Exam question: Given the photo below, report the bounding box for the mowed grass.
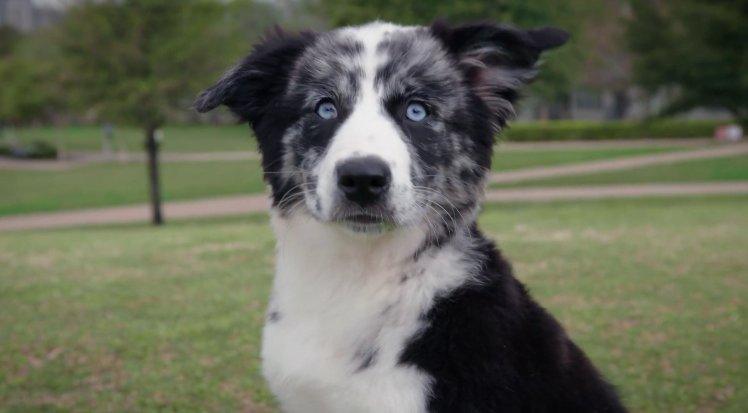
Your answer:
[491,145,693,171]
[11,124,697,156]
[12,125,257,153]
[493,154,748,188]
[0,161,266,216]
[2,145,691,217]
[1,196,747,413]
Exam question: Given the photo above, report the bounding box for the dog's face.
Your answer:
[196,21,567,236]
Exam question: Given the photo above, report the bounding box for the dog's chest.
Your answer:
[261,262,433,413]
[260,217,472,413]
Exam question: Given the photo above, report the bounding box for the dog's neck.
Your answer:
[268,209,480,323]
[269,209,480,281]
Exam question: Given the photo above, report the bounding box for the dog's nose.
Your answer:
[336,157,392,206]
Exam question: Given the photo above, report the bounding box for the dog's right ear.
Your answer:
[430,19,568,130]
[194,26,317,125]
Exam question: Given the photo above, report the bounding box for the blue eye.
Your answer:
[316,101,338,120]
[405,102,428,122]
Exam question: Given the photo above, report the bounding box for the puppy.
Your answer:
[196,19,629,413]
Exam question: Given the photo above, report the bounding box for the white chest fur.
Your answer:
[261,213,473,413]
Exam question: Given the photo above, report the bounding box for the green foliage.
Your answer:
[0,140,57,159]
[316,0,598,102]
[0,28,45,123]
[28,140,59,159]
[226,0,285,41]
[626,0,748,128]
[0,57,55,124]
[0,27,74,125]
[503,120,727,141]
[56,0,241,130]
[0,25,21,57]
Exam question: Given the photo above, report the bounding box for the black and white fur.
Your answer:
[196,20,629,413]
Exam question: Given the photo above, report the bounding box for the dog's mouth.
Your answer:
[345,214,384,225]
[334,212,396,234]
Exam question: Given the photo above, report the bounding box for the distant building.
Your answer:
[0,0,58,32]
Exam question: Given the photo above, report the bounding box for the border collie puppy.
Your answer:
[195,19,629,413]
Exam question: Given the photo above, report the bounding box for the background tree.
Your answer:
[0,25,22,134]
[0,27,64,149]
[228,0,285,37]
[56,0,243,225]
[315,0,598,113]
[0,25,21,57]
[581,0,632,119]
[626,0,748,128]
[0,58,49,126]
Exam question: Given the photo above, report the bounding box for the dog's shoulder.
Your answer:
[400,228,629,413]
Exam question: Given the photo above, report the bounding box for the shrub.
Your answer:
[501,120,728,142]
[0,140,57,159]
[29,140,58,159]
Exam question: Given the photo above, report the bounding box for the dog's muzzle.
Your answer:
[332,156,394,232]
[336,156,392,206]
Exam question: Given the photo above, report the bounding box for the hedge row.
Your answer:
[0,140,58,159]
[501,120,728,142]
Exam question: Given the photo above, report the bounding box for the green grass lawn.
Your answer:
[10,125,257,153]
[1,196,746,412]
[0,161,266,216]
[8,125,699,156]
[492,154,748,188]
[1,146,692,217]
[491,146,690,171]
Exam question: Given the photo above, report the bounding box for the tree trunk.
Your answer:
[538,106,549,121]
[739,118,748,137]
[559,94,573,120]
[611,90,631,120]
[55,115,66,160]
[145,127,163,226]
[728,108,748,136]
[56,125,66,160]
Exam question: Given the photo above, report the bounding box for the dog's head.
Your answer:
[196,20,567,236]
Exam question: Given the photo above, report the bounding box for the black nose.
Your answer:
[336,157,392,206]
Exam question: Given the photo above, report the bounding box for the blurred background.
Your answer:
[1,1,746,412]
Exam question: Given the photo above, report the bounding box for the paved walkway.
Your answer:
[0,195,270,232]
[2,182,747,233]
[0,151,262,171]
[490,143,748,184]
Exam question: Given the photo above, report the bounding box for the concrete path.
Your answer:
[0,151,262,171]
[0,195,270,232]
[2,182,747,233]
[490,143,748,184]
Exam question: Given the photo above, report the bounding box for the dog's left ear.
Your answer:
[430,20,568,129]
[194,26,318,126]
